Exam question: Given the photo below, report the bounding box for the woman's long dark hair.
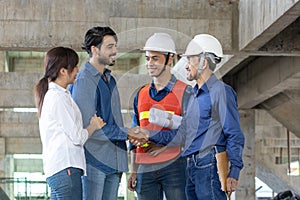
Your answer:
[34,47,79,117]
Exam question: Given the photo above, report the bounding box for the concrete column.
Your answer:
[0,138,6,196]
[4,155,14,199]
[0,138,5,177]
[0,51,5,72]
[235,109,256,200]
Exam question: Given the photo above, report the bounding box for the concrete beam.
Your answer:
[0,113,134,155]
[111,18,233,54]
[235,57,300,109]
[261,90,300,138]
[0,72,41,108]
[0,72,151,109]
[259,17,300,53]
[239,0,300,50]
[216,1,300,78]
[0,112,134,154]
[0,0,235,52]
[216,54,249,78]
[6,137,41,154]
[0,111,39,138]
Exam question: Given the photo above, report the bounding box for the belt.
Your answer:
[187,145,226,159]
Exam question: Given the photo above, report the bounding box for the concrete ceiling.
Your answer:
[219,3,300,138]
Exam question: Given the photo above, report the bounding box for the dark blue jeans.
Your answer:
[186,148,227,200]
[46,167,83,200]
[82,164,121,200]
[136,157,187,200]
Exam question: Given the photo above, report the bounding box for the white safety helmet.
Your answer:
[181,39,204,56]
[182,34,223,58]
[141,33,176,54]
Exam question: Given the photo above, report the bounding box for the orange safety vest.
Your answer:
[136,80,187,164]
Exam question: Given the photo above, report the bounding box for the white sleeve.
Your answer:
[53,93,88,146]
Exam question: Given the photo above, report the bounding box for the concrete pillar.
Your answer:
[0,138,6,197]
[235,109,256,200]
[0,138,5,177]
[0,51,5,72]
[4,155,14,200]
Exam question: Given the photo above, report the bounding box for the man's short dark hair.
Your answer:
[82,26,118,57]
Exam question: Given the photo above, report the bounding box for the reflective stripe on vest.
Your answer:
[136,80,187,164]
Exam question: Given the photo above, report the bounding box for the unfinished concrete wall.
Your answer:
[0,72,40,108]
[0,72,151,153]
[0,0,236,53]
[239,0,299,49]
[255,109,300,194]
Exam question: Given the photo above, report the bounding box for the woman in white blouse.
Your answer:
[34,47,105,200]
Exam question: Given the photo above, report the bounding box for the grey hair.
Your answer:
[204,53,222,71]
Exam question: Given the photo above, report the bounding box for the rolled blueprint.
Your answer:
[149,108,182,129]
[149,113,171,128]
[149,107,171,120]
[171,114,182,129]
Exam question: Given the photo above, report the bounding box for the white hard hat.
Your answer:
[141,33,176,54]
[181,39,204,56]
[182,34,223,57]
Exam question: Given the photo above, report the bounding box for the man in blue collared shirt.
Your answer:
[70,26,148,200]
[145,34,245,200]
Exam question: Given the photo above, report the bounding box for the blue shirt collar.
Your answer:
[193,74,218,96]
[84,61,112,82]
[150,74,177,92]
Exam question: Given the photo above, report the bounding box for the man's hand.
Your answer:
[144,143,167,156]
[127,172,137,191]
[128,126,149,146]
[226,177,238,197]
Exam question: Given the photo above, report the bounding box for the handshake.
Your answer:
[128,126,149,147]
[127,108,183,147]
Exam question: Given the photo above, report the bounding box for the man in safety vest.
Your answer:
[127,33,193,200]
[139,34,245,200]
